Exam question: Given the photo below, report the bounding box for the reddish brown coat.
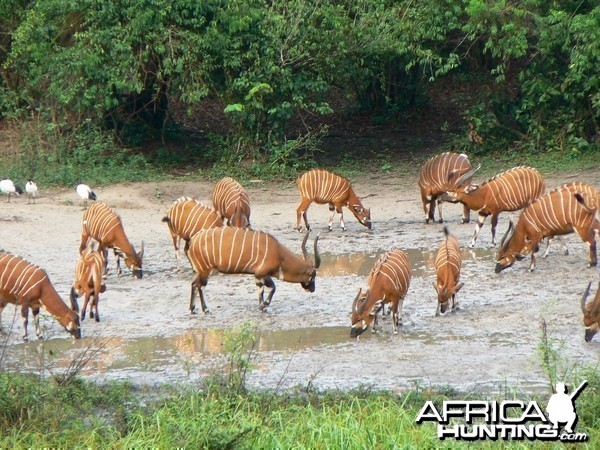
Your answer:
[296,169,371,231]
[70,244,106,322]
[187,228,320,313]
[496,185,600,272]
[212,177,251,228]
[351,249,411,337]
[581,281,600,342]
[0,252,80,340]
[433,227,463,315]
[162,196,223,271]
[446,166,545,247]
[80,201,143,278]
[418,152,473,224]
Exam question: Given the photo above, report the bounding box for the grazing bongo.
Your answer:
[162,197,223,271]
[187,228,320,313]
[580,281,600,342]
[496,187,600,273]
[70,243,107,322]
[542,183,599,258]
[212,177,251,228]
[0,252,80,340]
[296,169,371,232]
[418,152,474,224]
[433,227,463,315]
[80,201,144,278]
[444,166,545,247]
[350,249,412,337]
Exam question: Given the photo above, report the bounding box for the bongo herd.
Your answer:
[1,161,598,345]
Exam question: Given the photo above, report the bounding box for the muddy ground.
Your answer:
[0,170,599,394]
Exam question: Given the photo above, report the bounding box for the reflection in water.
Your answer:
[318,248,495,277]
[0,322,514,383]
[0,247,506,389]
[0,327,355,379]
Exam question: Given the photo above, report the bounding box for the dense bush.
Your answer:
[0,0,597,180]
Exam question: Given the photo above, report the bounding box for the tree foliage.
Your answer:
[0,0,598,169]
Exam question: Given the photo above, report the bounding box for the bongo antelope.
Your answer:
[212,177,251,228]
[70,243,107,322]
[496,188,600,273]
[0,252,80,340]
[187,228,320,313]
[542,183,599,258]
[433,227,463,315]
[296,169,371,231]
[351,249,412,337]
[418,152,474,224]
[580,281,600,342]
[162,196,223,271]
[79,201,144,278]
[444,166,545,247]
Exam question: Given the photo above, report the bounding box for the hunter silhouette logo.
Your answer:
[416,381,589,442]
[546,381,586,434]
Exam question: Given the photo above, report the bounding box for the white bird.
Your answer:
[25,180,38,204]
[76,183,97,209]
[0,179,23,203]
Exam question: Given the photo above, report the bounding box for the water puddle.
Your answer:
[0,327,350,376]
[0,245,553,392]
[147,246,497,280]
[318,247,495,277]
[1,322,520,383]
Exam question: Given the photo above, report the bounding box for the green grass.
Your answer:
[1,370,598,448]
[474,149,600,180]
[315,145,600,185]
[0,378,439,448]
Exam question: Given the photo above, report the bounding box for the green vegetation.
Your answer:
[7,122,157,186]
[473,149,600,181]
[2,368,598,448]
[0,1,598,185]
[0,324,598,448]
[0,371,430,448]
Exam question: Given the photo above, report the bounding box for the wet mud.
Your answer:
[0,173,598,393]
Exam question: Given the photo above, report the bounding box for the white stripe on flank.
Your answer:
[257,233,269,271]
[227,228,240,272]
[9,261,33,295]
[0,254,19,286]
[20,276,45,298]
[243,232,258,272]
[234,229,248,271]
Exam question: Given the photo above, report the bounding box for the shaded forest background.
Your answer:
[0,0,598,184]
